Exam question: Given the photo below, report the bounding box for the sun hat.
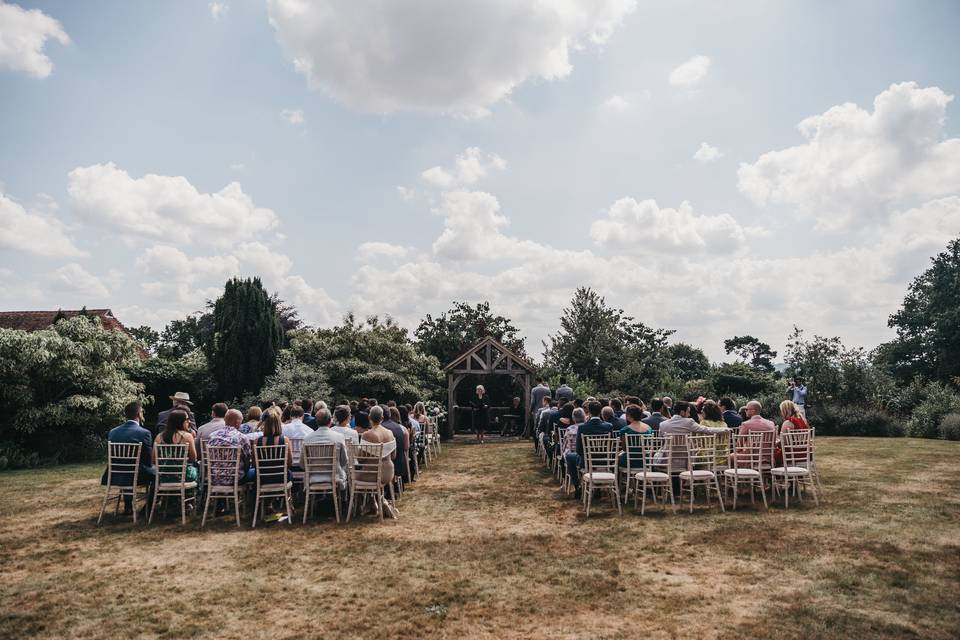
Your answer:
[169,391,193,405]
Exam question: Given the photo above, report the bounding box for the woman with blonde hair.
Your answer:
[775,400,810,465]
[470,384,490,445]
[254,407,293,469]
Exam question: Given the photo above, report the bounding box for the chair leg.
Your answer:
[585,484,592,517]
[714,477,725,512]
[97,488,111,525]
[252,491,260,528]
[641,480,648,516]
[303,488,311,525]
[333,489,341,523]
[285,490,294,523]
[202,490,212,527]
[614,484,622,516]
[378,491,385,523]
[346,489,355,523]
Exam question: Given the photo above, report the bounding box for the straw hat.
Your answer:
[169,391,193,405]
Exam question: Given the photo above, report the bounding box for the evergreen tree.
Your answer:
[207,278,283,400]
[723,335,778,373]
[51,309,67,324]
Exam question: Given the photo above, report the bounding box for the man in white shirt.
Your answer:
[282,405,313,440]
[197,403,228,442]
[331,405,359,446]
[304,408,349,488]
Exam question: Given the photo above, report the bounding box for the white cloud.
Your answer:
[589,198,757,252]
[602,95,632,112]
[0,190,84,257]
[0,1,69,78]
[208,2,227,20]
[267,0,637,116]
[357,241,411,261]
[396,185,416,201]
[421,147,506,188]
[600,90,650,112]
[669,54,711,88]
[693,142,722,163]
[737,81,960,229]
[280,108,304,125]
[46,263,109,298]
[67,162,279,247]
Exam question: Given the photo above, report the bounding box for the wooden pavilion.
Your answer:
[444,336,536,436]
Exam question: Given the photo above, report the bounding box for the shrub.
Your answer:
[939,413,960,441]
[905,382,960,438]
[809,405,904,437]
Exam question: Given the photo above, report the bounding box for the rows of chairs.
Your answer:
[98,417,444,527]
[540,428,820,517]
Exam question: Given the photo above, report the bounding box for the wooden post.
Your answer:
[522,373,532,438]
[447,372,456,435]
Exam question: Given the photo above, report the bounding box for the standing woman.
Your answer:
[470,384,491,445]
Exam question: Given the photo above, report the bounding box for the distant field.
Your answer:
[0,437,958,640]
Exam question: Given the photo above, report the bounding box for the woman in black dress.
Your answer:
[470,385,491,445]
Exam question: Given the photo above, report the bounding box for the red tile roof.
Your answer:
[0,309,148,356]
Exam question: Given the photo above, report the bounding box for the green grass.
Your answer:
[0,437,958,639]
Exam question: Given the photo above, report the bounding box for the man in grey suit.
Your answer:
[156,391,197,436]
[658,401,728,471]
[529,378,551,437]
[641,398,668,432]
[554,377,574,403]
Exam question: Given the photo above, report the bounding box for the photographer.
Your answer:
[786,377,808,419]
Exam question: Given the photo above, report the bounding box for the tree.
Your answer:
[544,287,673,391]
[157,314,207,359]
[415,301,526,367]
[723,335,778,373]
[207,278,284,400]
[0,317,144,463]
[269,292,304,347]
[131,352,217,423]
[52,308,67,324]
[882,237,960,385]
[288,314,443,403]
[667,343,710,381]
[255,350,331,403]
[128,325,160,354]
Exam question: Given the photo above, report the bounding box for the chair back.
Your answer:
[622,433,646,473]
[781,430,812,467]
[686,434,717,472]
[346,442,384,487]
[207,445,241,488]
[106,442,142,487]
[557,426,567,447]
[714,429,732,467]
[582,435,617,474]
[302,443,338,486]
[289,437,305,466]
[757,430,776,469]
[732,433,764,471]
[156,443,189,484]
[253,444,288,487]
[666,434,689,472]
[641,435,670,471]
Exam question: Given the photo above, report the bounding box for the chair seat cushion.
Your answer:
[352,481,383,489]
[679,470,715,479]
[634,471,669,480]
[157,481,198,490]
[583,471,616,481]
[259,481,293,491]
[723,468,761,477]
[771,466,809,475]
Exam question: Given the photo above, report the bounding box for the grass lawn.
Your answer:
[0,437,958,639]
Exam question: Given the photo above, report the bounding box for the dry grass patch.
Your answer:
[0,437,958,639]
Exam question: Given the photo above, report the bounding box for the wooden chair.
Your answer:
[201,445,243,528]
[198,439,210,502]
[554,427,568,482]
[426,417,441,456]
[678,434,725,513]
[302,443,341,524]
[289,436,306,489]
[251,444,294,527]
[619,433,645,504]
[98,442,147,525]
[723,433,768,510]
[634,435,675,515]
[346,442,386,523]
[771,430,819,508]
[757,429,777,490]
[149,443,197,525]
[581,435,622,517]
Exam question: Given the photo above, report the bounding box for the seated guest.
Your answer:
[555,377,574,402]
[618,404,651,467]
[153,409,198,482]
[661,396,674,417]
[572,400,614,496]
[738,406,749,421]
[349,400,360,427]
[775,400,810,464]
[642,398,668,432]
[105,401,156,514]
[240,406,262,434]
[332,405,360,445]
[602,405,626,429]
[399,405,420,479]
[355,407,370,431]
[538,398,560,453]
[282,405,313,440]
[302,399,317,429]
[562,407,586,487]
[633,400,650,418]
[382,406,409,484]
[610,398,625,419]
[281,404,293,424]
[658,400,729,471]
[208,409,253,483]
[360,406,397,498]
[304,408,348,490]
[719,397,742,429]
[157,391,197,436]
[739,401,776,435]
[255,408,293,471]
[197,403,228,442]
[699,400,726,429]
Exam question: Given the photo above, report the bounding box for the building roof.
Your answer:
[444,336,535,374]
[0,309,147,356]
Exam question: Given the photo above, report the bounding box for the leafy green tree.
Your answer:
[0,317,144,462]
[667,342,710,381]
[545,287,673,392]
[723,335,778,373]
[130,352,217,425]
[128,325,160,354]
[255,350,332,403]
[52,308,67,324]
[415,301,526,366]
[288,314,443,403]
[207,278,283,400]
[157,314,207,359]
[882,237,960,385]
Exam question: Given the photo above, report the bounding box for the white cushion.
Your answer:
[771,466,809,476]
[679,470,715,479]
[634,471,669,480]
[583,471,616,481]
[157,481,198,490]
[723,468,761,477]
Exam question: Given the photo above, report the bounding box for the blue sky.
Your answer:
[1,0,959,360]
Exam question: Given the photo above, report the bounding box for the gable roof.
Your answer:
[0,309,148,357]
[444,336,535,374]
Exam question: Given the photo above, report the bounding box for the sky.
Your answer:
[1,0,959,362]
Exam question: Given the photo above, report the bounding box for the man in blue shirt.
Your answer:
[641,398,668,432]
[719,397,743,428]
[787,377,808,418]
[104,401,156,515]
